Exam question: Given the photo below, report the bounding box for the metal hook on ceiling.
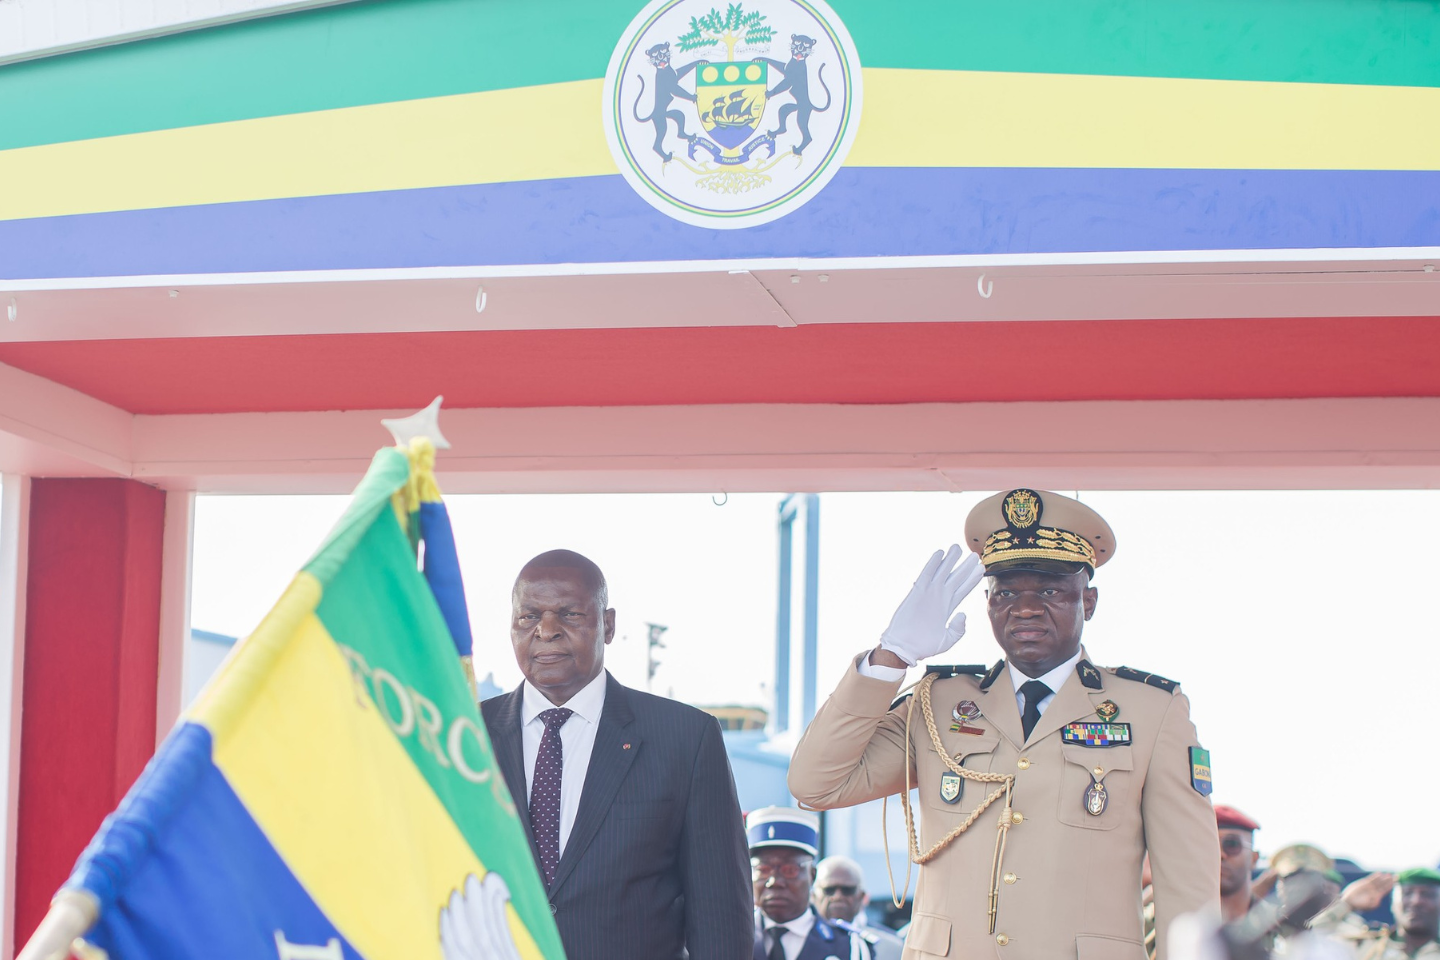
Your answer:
[712,492,729,506]
[475,285,488,314]
[977,274,994,299]
[6,298,15,322]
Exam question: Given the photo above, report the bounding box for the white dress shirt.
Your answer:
[1007,647,1082,718]
[760,907,816,960]
[521,670,606,856]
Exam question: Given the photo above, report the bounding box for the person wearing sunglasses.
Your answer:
[1216,805,1262,923]
[811,857,903,960]
[748,807,873,960]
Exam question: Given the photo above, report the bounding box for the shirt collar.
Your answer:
[522,670,607,726]
[761,905,817,940]
[1007,646,1084,697]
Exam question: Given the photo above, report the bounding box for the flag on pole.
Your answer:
[38,443,563,960]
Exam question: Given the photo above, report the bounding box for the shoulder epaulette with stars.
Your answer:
[1075,659,1104,689]
[977,659,1006,690]
[1111,666,1180,693]
[888,664,987,710]
[925,663,989,680]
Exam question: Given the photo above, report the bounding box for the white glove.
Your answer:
[878,546,985,666]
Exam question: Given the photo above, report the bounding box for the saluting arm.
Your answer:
[791,547,984,810]
[787,653,915,809]
[1143,690,1221,960]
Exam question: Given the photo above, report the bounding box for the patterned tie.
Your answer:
[1019,679,1051,740]
[766,926,788,960]
[530,707,573,887]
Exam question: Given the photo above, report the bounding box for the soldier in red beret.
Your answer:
[1215,805,1261,922]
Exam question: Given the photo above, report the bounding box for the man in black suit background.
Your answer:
[481,549,753,960]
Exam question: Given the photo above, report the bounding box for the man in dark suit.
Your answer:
[748,807,872,960]
[481,549,752,960]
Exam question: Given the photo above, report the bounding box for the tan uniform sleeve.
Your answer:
[787,654,915,809]
[1144,689,1221,960]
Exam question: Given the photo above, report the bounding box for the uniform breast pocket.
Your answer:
[920,736,999,812]
[1057,743,1135,830]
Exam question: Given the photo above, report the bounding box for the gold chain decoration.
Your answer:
[887,672,1017,934]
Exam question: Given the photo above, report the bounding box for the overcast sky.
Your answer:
[191,488,1440,871]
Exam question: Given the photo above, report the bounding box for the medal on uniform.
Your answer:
[1095,700,1119,721]
[1084,771,1108,816]
[950,700,985,735]
[939,771,963,804]
[1061,721,1131,746]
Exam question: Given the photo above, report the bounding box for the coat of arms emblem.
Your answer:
[603,0,862,228]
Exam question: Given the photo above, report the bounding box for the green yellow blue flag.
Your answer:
[55,443,564,960]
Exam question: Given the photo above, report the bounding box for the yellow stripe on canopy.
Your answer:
[2,69,1439,221]
[191,578,543,960]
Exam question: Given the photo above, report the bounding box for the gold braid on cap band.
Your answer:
[981,526,1095,567]
[882,673,1016,935]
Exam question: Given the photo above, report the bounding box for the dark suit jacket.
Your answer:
[482,673,752,960]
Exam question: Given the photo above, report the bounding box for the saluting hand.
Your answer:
[876,546,985,666]
[1341,872,1396,912]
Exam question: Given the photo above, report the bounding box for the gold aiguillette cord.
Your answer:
[883,673,1016,934]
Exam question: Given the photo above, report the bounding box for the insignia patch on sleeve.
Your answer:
[1190,746,1213,796]
[1061,722,1131,746]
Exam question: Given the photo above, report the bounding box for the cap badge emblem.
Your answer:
[1003,489,1043,529]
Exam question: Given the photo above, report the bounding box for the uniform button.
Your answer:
[1017,758,1030,770]
[1092,766,1104,778]
[1011,812,1024,824]
[1003,872,1018,884]
[549,903,557,915]
[996,934,1009,946]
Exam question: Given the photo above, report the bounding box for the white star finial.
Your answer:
[381,396,451,450]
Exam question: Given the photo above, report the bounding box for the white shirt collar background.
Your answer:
[760,905,816,960]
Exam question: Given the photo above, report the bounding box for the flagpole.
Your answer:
[381,398,476,702]
[16,888,100,960]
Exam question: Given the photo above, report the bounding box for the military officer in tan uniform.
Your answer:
[788,489,1220,960]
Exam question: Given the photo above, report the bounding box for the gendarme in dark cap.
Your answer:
[964,488,1115,578]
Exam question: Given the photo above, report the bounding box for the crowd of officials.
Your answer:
[489,489,1437,960]
[744,803,1440,960]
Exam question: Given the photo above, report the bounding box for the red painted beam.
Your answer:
[0,316,1436,415]
[14,480,164,953]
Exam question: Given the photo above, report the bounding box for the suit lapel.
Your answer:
[484,686,540,866]
[548,673,639,896]
[487,686,530,823]
[975,668,1024,750]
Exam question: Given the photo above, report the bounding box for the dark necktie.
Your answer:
[766,926,788,960]
[1019,679,1051,740]
[530,706,573,887]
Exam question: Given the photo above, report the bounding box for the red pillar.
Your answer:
[13,479,165,951]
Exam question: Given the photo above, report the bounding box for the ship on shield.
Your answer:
[691,61,776,168]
